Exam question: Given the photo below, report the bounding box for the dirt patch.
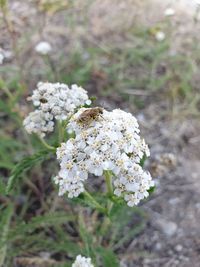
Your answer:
[124,104,200,267]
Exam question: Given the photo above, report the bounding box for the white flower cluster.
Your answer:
[55,108,154,207]
[164,8,175,17]
[23,82,91,137]
[155,31,165,42]
[35,41,52,55]
[72,255,94,267]
[23,110,54,138]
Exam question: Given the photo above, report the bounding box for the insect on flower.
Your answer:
[39,97,48,103]
[76,107,104,125]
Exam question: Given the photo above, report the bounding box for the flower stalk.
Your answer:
[104,171,113,197]
[39,136,56,151]
[104,171,114,216]
[58,121,65,143]
[84,190,106,214]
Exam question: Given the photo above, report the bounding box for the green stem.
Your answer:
[84,190,106,214]
[104,171,114,215]
[98,172,114,243]
[39,137,56,151]
[104,171,113,197]
[1,86,13,101]
[58,121,64,143]
[1,85,33,153]
[99,176,113,240]
[0,202,13,267]
[78,210,91,256]
[44,54,58,81]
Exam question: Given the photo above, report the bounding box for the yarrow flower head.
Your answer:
[35,41,52,55]
[23,110,54,138]
[155,31,165,42]
[164,8,175,17]
[72,255,94,267]
[23,82,91,137]
[55,107,154,207]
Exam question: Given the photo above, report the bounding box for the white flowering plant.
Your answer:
[72,255,94,267]
[5,81,154,266]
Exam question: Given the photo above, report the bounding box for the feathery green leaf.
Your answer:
[6,150,51,194]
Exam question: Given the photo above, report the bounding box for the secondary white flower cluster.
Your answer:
[72,255,94,267]
[23,110,54,137]
[55,108,154,206]
[164,8,175,17]
[155,31,165,42]
[23,82,91,137]
[35,41,52,55]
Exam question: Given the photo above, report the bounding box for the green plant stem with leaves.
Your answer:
[58,121,65,143]
[104,171,114,214]
[84,190,106,214]
[98,171,114,239]
[43,54,58,81]
[3,109,151,267]
[38,136,56,151]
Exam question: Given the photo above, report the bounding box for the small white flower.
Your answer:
[0,53,4,64]
[35,41,52,55]
[23,110,54,137]
[85,99,92,106]
[164,8,175,17]
[124,194,140,207]
[72,255,94,267]
[155,31,165,42]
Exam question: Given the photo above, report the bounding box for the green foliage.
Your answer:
[60,51,93,86]
[38,0,70,14]
[0,0,7,9]
[8,213,75,254]
[0,137,24,170]
[0,204,13,267]
[107,203,147,251]
[0,179,6,194]
[2,211,80,265]
[6,150,51,194]
[0,98,19,124]
[10,212,74,237]
[70,192,107,214]
[148,186,155,194]
[78,213,96,258]
[139,154,147,168]
[97,247,120,267]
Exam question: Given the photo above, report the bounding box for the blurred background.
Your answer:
[0,0,200,266]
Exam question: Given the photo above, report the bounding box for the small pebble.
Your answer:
[175,244,183,252]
